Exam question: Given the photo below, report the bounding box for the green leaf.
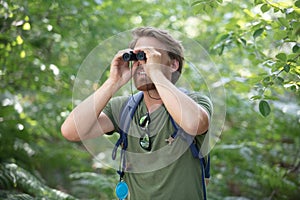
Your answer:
[259,100,271,117]
[254,0,264,5]
[191,0,207,6]
[273,29,287,40]
[284,64,290,72]
[275,53,287,61]
[203,3,215,13]
[218,44,225,55]
[263,95,278,100]
[261,4,271,13]
[250,95,262,100]
[277,17,290,27]
[295,0,300,8]
[262,76,271,86]
[263,76,270,82]
[275,76,284,84]
[220,33,230,41]
[274,7,280,12]
[292,44,300,53]
[253,28,264,39]
[237,37,247,46]
[215,33,230,44]
[192,3,209,14]
[291,85,297,91]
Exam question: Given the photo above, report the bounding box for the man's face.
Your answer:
[132,37,171,91]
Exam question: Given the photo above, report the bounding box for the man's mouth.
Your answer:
[138,71,146,75]
[136,66,146,76]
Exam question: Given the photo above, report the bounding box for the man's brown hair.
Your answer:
[129,27,184,83]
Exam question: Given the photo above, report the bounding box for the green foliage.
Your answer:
[1,0,299,199]
[191,0,223,14]
[0,163,77,199]
[209,89,300,199]
[69,172,117,199]
[0,191,35,200]
[198,0,300,102]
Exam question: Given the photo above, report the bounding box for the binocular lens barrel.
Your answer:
[136,51,146,60]
[122,53,131,62]
[122,51,146,61]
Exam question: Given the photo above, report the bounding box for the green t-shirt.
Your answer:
[103,91,212,200]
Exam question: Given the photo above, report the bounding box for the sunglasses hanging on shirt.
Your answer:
[139,113,151,150]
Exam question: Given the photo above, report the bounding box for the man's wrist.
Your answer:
[103,78,120,95]
[148,68,169,84]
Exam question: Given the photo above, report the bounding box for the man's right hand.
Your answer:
[109,49,135,88]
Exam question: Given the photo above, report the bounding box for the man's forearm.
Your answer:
[150,71,209,135]
[61,78,118,141]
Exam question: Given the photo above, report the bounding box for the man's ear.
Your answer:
[170,59,179,72]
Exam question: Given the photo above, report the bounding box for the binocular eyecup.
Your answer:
[122,51,146,62]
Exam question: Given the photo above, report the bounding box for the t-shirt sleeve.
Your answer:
[188,92,213,119]
[189,92,213,158]
[102,96,128,133]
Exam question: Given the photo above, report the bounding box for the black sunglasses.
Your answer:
[139,113,151,150]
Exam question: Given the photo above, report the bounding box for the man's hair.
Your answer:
[129,27,184,83]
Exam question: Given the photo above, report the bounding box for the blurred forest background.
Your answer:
[0,0,299,199]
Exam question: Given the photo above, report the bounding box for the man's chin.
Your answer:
[136,83,156,91]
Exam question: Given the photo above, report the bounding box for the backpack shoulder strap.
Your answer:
[112,92,144,160]
[189,141,210,179]
[119,92,144,138]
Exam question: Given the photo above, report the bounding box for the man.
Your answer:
[61,27,212,199]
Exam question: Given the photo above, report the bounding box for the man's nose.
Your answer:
[137,60,146,65]
[133,60,145,66]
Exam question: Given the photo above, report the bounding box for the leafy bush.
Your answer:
[1,0,299,199]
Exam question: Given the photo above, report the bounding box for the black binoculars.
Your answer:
[122,51,146,61]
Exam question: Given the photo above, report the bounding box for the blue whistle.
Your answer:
[115,181,128,199]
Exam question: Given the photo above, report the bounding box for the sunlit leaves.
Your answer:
[254,0,264,6]
[20,50,26,58]
[253,28,264,39]
[22,22,31,30]
[191,0,223,14]
[1,0,300,199]
[260,4,271,13]
[276,53,287,62]
[198,0,299,117]
[296,0,300,8]
[16,35,23,45]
